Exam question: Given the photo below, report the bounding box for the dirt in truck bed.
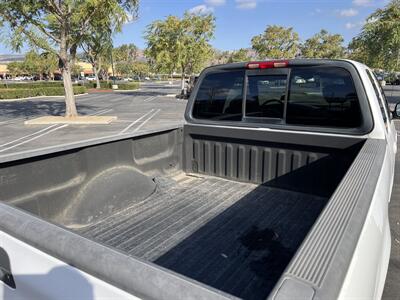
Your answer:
[76,173,327,299]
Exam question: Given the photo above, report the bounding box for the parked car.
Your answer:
[109,76,122,81]
[86,75,96,81]
[53,74,63,81]
[0,59,397,300]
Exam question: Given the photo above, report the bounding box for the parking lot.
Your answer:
[0,83,399,298]
[0,82,186,155]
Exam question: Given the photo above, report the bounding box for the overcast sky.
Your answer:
[0,0,389,54]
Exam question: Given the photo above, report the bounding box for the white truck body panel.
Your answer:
[0,231,139,300]
[336,61,396,300]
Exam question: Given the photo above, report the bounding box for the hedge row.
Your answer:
[0,82,64,89]
[116,82,140,90]
[83,81,140,90]
[1,81,140,91]
[83,81,113,89]
[0,86,87,99]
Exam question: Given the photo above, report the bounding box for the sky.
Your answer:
[0,0,390,54]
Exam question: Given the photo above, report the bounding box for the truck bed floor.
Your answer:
[76,173,327,300]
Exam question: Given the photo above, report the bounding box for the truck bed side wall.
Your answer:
[0,128,183,226]
[183,124,365,197]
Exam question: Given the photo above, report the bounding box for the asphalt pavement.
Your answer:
[0,82,186,155]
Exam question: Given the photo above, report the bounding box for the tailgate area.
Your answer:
[76,172,327,299]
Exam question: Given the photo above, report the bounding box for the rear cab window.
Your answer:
[190,62,370,134]
[245,74,287,120]
[286,67,361,128]
[192,71,244,121]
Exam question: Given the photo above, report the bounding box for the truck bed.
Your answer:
[76,173,326,299]
[0,127,363,300]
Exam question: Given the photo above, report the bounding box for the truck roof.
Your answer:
[205,58,365,71]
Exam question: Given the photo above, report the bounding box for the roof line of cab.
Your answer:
[206,58,360,71]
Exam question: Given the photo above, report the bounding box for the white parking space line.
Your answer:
[0,108,114,152]
[143,96,158,102]
[0,125,69,153]
[0,125,59,148]
[133,109,161,132]
[118,110,155,135]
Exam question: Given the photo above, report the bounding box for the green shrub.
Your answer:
[72,86,87,95]
[0,86,87,99]
[83,81,113,89]
[116,82,140,90]
[83,81,138,90]
[0,82,64,89]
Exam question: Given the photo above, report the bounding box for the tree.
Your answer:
[112,43,139,79]
[81,30,112,89]
[0,1,138,117]
[349,0,400,70]
[115,62,133,77]
[71,64,83,78]
[6,62,24,78]
[131,62,150,78]
[251,25,300,59]
[145,12,215,91]
[228,48,252,63]
[113,44,138,63]
[347,37,372,66]
[41,52,59,80]
[211,49,231,65]
[23,50,58,80]
[301,30,345,59]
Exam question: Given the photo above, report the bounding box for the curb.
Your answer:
[0,93,88,102]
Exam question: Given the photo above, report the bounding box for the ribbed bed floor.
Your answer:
[76,173,327,300]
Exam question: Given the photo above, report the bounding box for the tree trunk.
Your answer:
[94,66,101,89]
[180,72,185,95]
[60,22,78,118]
[62,66,78,117]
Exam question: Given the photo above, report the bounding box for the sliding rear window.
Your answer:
[192,66,362,129]
[286,67,361,128]
[192,71,244,121]
[246,75,287,119]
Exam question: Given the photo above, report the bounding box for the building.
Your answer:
[0,54,97,78]
[0,54,25,79]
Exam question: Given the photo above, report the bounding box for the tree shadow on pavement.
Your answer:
[114,88,176,97]
[0,100,98,119]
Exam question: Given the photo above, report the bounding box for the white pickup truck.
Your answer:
[0,59,398,300]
